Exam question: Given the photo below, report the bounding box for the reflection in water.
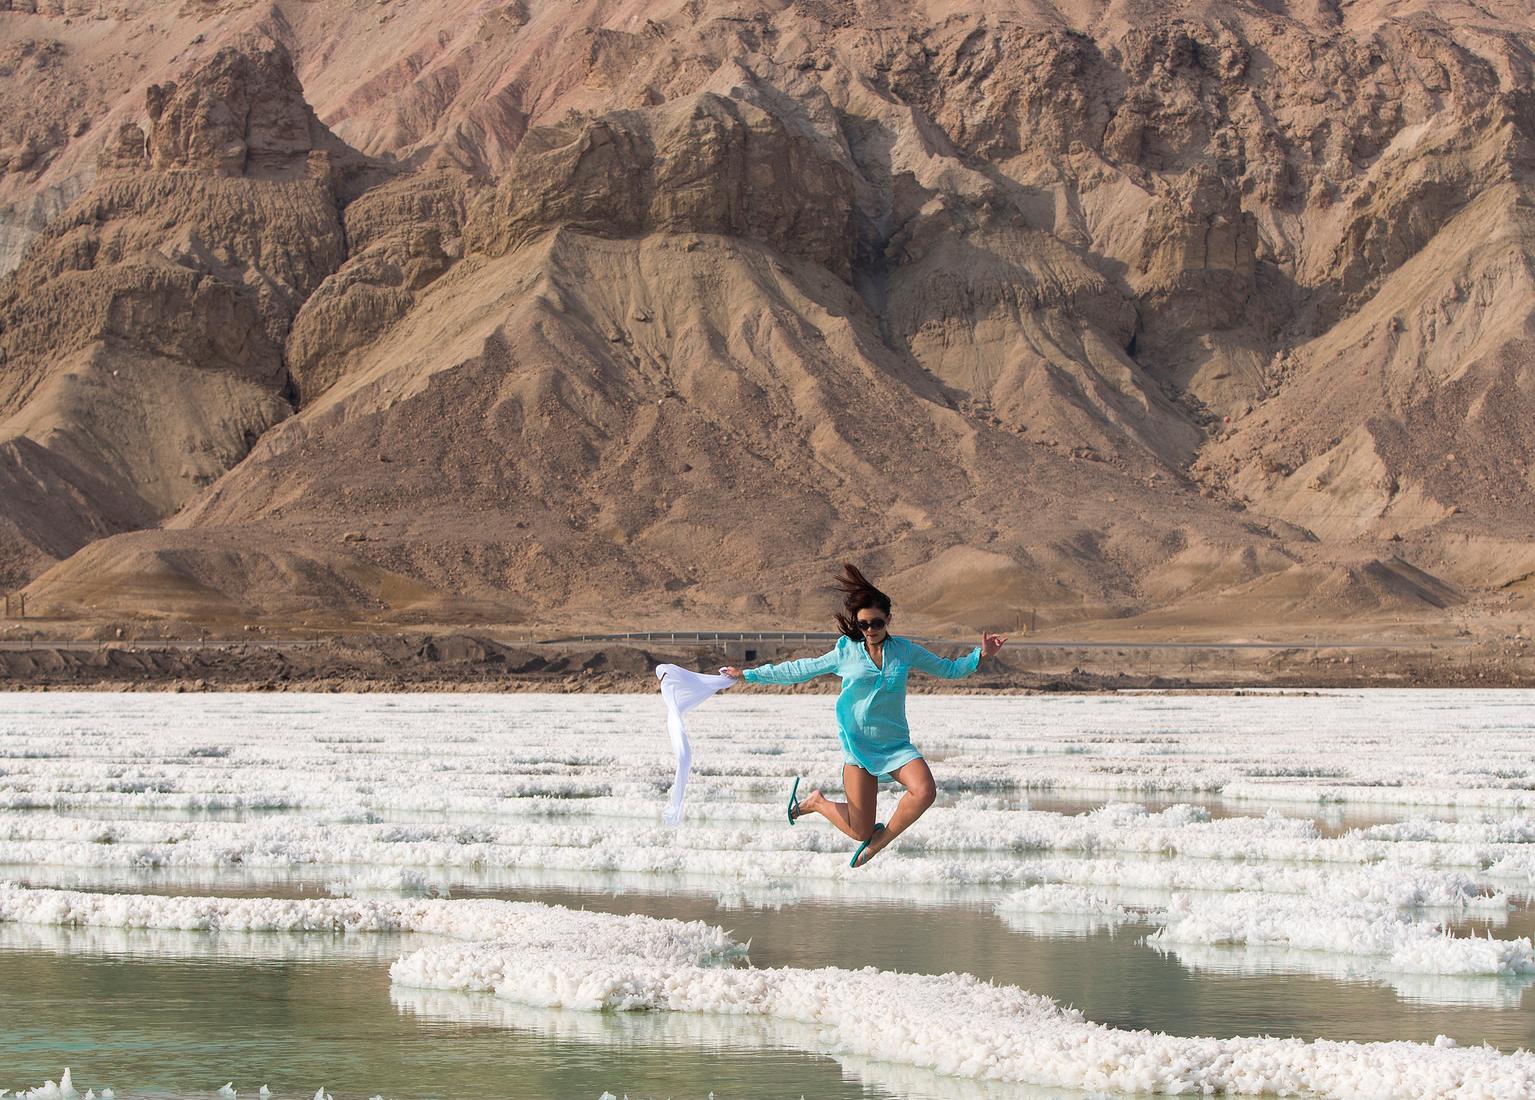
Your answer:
[1158,940,1535,1010]
[993,908,1134,939]
[0,920,420,965]
[390,986,1117,1100]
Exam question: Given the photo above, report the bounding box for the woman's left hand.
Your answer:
[981,633,1007,659]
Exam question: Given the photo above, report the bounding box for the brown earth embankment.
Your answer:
[1,633,1530,693]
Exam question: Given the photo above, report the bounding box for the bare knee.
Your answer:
[908,782,936,810]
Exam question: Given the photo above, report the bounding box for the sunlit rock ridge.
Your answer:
[0,0,1531,636]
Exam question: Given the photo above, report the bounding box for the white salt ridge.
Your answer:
[1472,850,1535,883]
[0,884,742,971]
[1357,816,1535,845]
[1222,782,1535,812]
[1161,941,1535,1009]
[20,855,1509,938]
[10,881,1503,992]
[994,885,1132,919]
[1013,859,1507,911]
[392,948,1535,1098]
[5,804,1528,878]
[1083,801,1211,826]
[390,987,1130,1100]
[991,886,1527,978]
[3,829,1510,926]
[0,789,754,823]
[0,804,1292,860]
[0,918,414,965]
[0,776,617,816]
[1148,895,1535,976]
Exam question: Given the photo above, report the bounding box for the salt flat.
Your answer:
[3,690,1535,1099]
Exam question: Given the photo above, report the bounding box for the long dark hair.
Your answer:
[832,563,892,641]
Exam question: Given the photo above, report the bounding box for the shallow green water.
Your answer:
[0,919,1063,1100]
[5,872,1534,1100]
[3,932,924,1100]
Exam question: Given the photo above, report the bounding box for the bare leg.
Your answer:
[796,765,880,842]
[852,757,935,866]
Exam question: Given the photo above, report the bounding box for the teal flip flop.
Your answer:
[787,776,801,826]
[850,823,886,868]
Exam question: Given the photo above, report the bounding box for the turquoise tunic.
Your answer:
[743,634,982,779]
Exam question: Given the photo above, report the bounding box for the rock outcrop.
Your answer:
[287,168,474,404]
[466,93,857,276]
[1,1,1533,637]
[0,40,369,589]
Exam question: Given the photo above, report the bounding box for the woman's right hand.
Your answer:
[721,666,743,678]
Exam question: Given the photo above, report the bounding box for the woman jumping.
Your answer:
[722,563,1006,867]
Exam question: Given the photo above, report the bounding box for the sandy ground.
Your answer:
[1,629,1531,692]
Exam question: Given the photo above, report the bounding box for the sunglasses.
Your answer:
[856,618,887,632]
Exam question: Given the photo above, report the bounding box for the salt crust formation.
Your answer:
[398,960,1535,1097]
[1,2,1535,633]
[1160,940,1535,1015]
[7,692,1535,1094]
[0,810,1528,904]
[10,1069,113,1100]
[3,882,1533,1098]
[1146,893,1534,977]
[10,807,1529,983]
[3,689,1534,809]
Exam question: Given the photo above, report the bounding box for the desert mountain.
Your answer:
[0,0,1532,637]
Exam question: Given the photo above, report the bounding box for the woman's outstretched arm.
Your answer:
[726,646,840,684]
[906,633,1006,679]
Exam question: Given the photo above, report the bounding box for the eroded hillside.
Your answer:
[1,0,1531,637]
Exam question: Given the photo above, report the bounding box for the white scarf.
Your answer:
[655,663,735,826]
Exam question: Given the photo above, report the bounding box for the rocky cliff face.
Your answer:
[0,40,368,589]
[1,1,1532,634]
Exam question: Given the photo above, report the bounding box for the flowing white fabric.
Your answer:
[656,664,735,826]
